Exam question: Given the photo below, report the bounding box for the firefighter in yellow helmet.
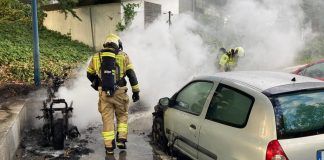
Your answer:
[218,47,244,72]
[86,34,140,155]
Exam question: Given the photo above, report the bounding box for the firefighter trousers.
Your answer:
[98,86,129,148]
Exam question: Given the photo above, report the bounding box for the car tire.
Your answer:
[52,118,65,150]
[152,116,168,152]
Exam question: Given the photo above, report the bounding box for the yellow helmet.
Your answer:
[103,34,121,49]
[235,47,245,57]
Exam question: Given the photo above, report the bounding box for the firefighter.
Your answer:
[217,47,227,69]
[218,47,244,72]
[86,34,140,155]
[219,47,227,54]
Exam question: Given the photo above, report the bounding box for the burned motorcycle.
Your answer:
[36,72,80,150]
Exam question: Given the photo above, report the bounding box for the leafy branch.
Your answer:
[116,3,140,32]
[56,0,82,21]
[0,0,82,26]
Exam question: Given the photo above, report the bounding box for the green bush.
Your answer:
[0,0,46,25]
[0,22,92,83]
[298,35,324,63]
[116,3,140,32]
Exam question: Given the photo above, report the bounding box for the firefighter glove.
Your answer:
[132,92,140,102]
[91,76,100,91]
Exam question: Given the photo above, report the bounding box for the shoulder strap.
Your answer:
[98,51,102,79]
[98,51,102,64]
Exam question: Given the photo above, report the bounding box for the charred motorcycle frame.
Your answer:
[36,72,80,150]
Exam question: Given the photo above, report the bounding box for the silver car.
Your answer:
[152,71,324,160]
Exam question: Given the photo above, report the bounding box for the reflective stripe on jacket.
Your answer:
[87,50,140,92]
[219,54,237,67]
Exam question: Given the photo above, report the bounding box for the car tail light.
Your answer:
[266,140,289,160]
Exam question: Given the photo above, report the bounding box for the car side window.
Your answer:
[303,62,324,78]
[205,84,254,128]
[175,81,214,115]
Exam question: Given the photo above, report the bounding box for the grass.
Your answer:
[0,22,92,84]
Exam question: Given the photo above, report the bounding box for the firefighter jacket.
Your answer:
[219,53,238,70]
[87,48,140,93]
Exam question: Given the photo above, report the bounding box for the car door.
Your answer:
[164,81,214,159]
[198,83,255,160]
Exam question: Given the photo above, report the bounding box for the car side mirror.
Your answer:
[159,97,170,107]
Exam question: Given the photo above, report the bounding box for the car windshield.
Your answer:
[272,90,324,139]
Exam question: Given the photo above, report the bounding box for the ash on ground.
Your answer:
[15,102,174,160]
[15,126,97,160]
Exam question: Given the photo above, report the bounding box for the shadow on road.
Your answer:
[105,150,127,160]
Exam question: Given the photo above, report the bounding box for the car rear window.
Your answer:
[272,90,324,139]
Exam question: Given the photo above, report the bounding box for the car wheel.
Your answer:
[152,116,168,152]
[52,118,65,150]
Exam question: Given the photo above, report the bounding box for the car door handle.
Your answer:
[190,124,196,130]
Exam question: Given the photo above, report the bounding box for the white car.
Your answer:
[152,71,324,160]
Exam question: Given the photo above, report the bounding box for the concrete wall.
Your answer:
[122,0,178,29]
[0,99,27,160]
[43,3,121,50]
[179,0,194,13]
[121,0,144,28]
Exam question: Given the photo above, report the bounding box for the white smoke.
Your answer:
[56,14,215,129]
[58,67,101,129]
[120,14,215,108]
[205,0,306,70]
[57,0,309,129]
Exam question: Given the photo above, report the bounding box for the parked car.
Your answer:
[152,71,324,160]
[293,59,324,81]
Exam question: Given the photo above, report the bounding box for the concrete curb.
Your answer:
[0,99,28,160]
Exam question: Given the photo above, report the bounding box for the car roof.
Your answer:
[196,71,323,92]
[312,58,324,64]
[295,58,324,71]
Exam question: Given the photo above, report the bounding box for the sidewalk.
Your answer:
[0,98,27,160]
[14,108,174,160]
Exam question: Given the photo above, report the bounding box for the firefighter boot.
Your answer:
[105,140,116,155]
[116,138,127,149]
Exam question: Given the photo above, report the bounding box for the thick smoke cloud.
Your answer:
[120,14,215,108]
[56,14,214,129]
[58,68,101,129]
[56,0,308,129]
[204,0,306,70]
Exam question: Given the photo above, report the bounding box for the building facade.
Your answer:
[43,0,173,50]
